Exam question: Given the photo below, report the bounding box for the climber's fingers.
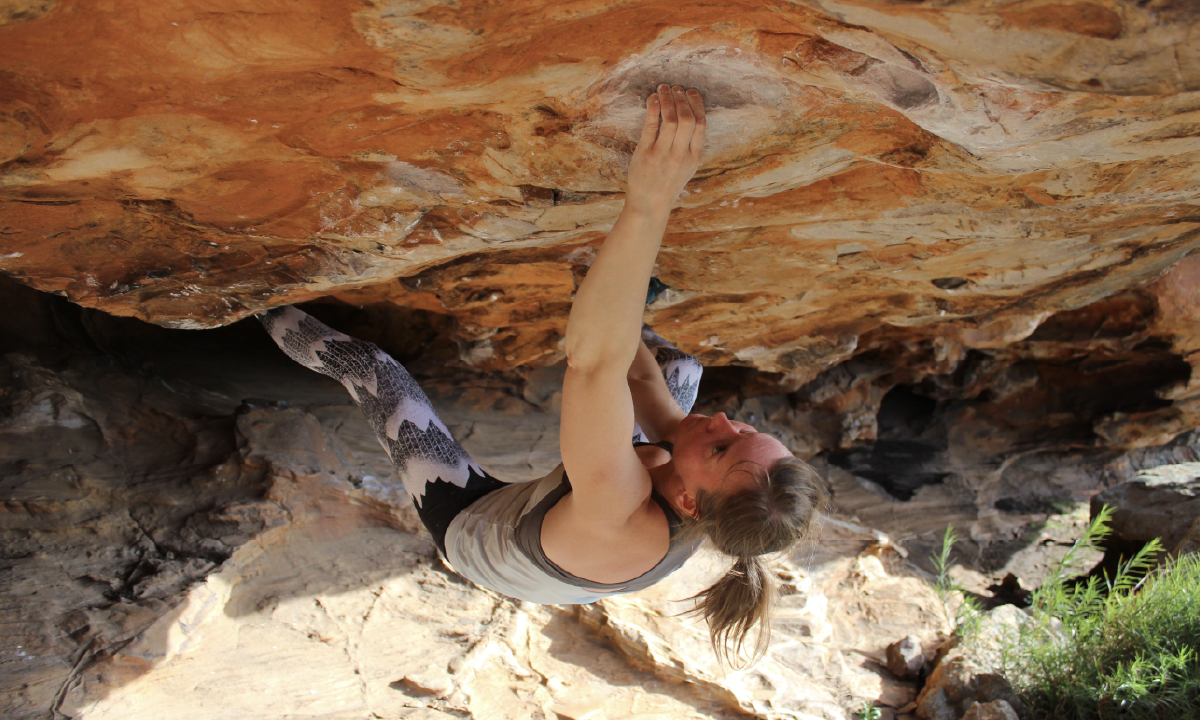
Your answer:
[625,85,705,206]
[686,89,706,161]
[671,86,695,157]
[636,92,661,154]
[656,84,678,151]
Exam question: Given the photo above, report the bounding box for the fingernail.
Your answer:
[658,84,669,91]
[687,89,698,96]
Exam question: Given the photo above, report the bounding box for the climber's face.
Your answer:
[668,412,793,518]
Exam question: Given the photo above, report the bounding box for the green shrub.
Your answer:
[997,506,1200,719]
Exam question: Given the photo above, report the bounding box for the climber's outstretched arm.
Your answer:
[558,85,705,526]
[563,84,704,377]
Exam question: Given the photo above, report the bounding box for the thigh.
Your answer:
[259,307,509,553]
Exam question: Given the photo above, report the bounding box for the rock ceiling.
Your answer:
[1,0,1199,443]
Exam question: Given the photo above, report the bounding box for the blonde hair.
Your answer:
[682,455,828,666]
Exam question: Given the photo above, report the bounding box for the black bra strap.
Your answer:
[633,440,674,454]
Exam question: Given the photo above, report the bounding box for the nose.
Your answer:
[707,412,736,434]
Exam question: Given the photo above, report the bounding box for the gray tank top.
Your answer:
[443,445,701,604]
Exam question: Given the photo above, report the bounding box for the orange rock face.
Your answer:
[1,0,1199,438]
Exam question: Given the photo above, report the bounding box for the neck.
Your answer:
[648,461,682,510]
[660,417,682,445]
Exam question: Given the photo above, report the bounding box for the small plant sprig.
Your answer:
[930,525,982,640]
[855,700,882,720]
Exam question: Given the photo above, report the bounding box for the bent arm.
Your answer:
[628,340,686,443]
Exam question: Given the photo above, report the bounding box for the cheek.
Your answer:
[679,452,711,486]
[674,451,699,479]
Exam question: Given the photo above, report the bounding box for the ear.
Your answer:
[674,485,699,519]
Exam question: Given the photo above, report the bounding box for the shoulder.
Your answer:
[540,490,670,585]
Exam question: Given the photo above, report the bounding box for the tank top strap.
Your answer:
[632,439,674,453]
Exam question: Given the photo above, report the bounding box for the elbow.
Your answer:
[565,342,602,374]
[566,337,632,378]
[564,320,608,373]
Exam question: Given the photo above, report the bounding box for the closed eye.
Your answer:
[712,444,728,456]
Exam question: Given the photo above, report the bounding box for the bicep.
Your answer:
[559,364,651,524]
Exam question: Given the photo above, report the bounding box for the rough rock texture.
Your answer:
[1,280,952,720]
[1,0,1199,380]
[3,2,1200,552]
[3,3,1200,718]
[1091,461,1200,553]
[915,606,1028,720]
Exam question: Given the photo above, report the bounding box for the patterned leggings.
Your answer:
[258,307,702,553]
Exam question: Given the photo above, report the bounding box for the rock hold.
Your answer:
[886,635,926,681]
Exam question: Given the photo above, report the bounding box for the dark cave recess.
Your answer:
[828,386,949,501]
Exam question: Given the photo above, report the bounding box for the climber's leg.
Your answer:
[632,324,704,442]
[257,306,506,553]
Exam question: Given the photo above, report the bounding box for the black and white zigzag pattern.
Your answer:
[658,347,702,414]
[258,307,482,505]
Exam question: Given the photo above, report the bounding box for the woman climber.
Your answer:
[258,84,827,664]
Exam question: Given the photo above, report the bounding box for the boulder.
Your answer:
[961,699,1020,720]
[915,606,1027,720]
[1091,463,1200,553]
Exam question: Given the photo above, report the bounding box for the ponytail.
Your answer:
[688,554,775,666]
[682,455,827,667]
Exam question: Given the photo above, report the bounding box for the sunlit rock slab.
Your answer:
[60,402,943,720]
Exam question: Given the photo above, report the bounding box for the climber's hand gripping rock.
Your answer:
[627,84,707,213]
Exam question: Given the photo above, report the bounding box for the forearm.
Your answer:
[564,202,670,371]
[627,340,686,441]
[564,83,704,374]
[626,337,662,382]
